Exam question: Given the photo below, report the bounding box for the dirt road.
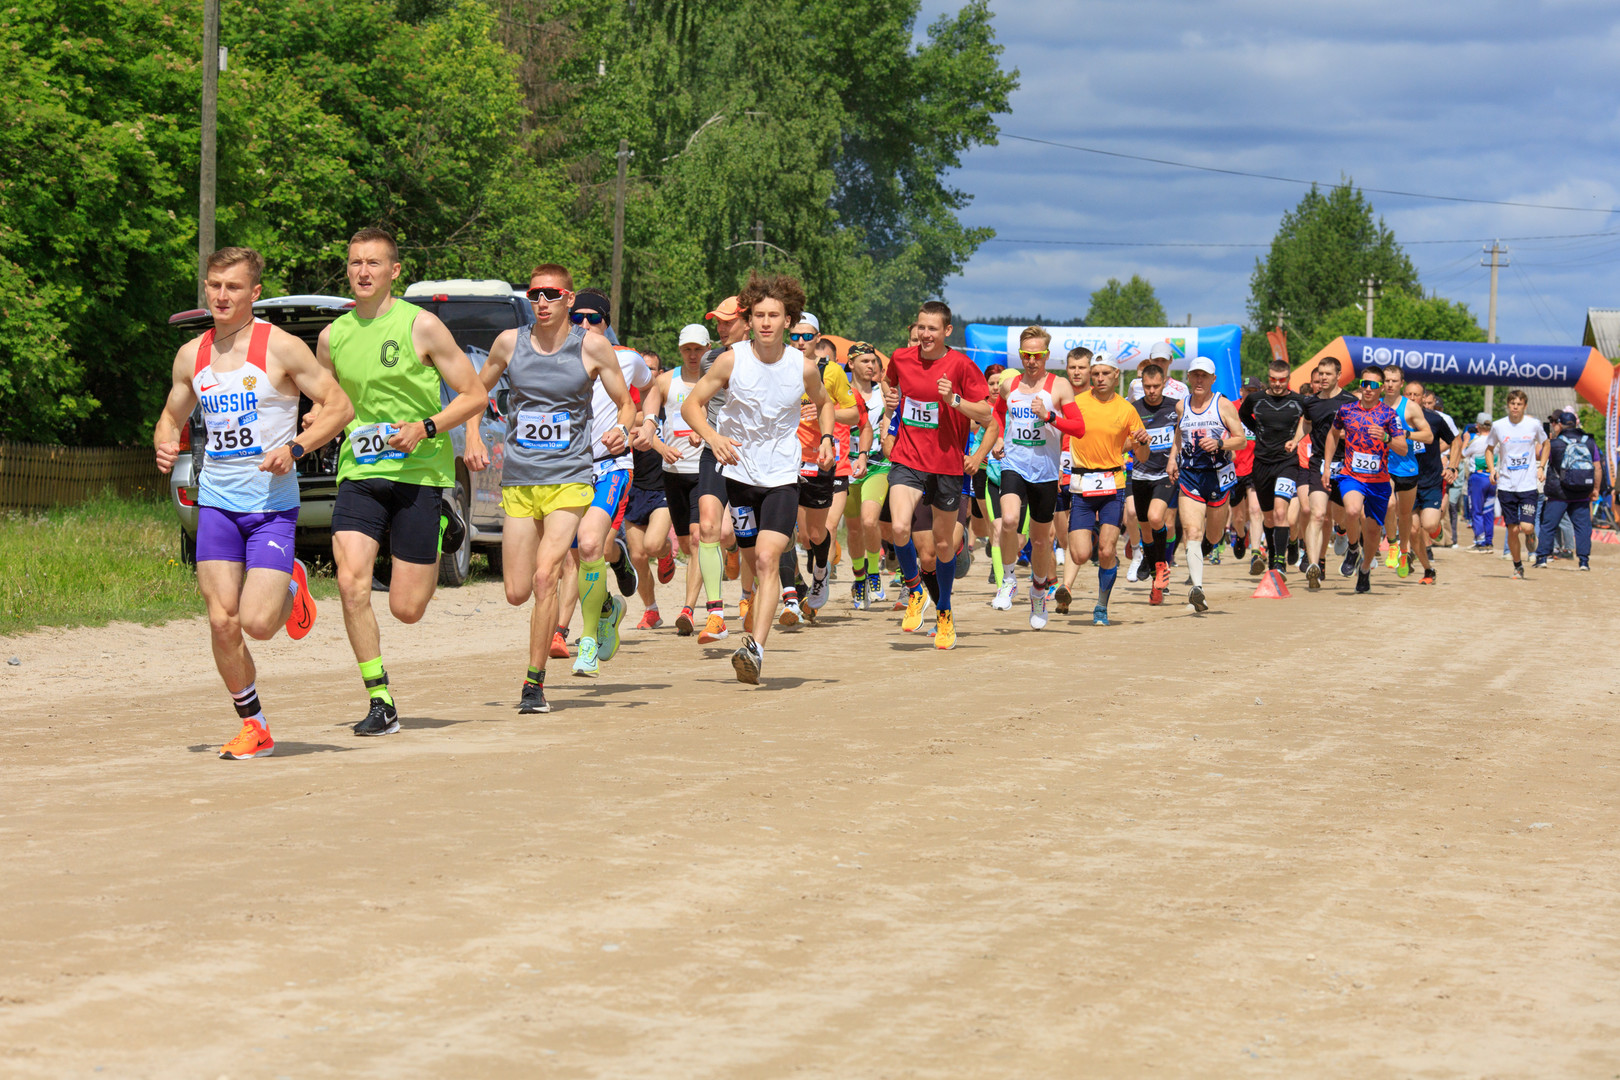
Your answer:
[2,547,1616,1078]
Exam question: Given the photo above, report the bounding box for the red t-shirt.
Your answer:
[884,346,989,475]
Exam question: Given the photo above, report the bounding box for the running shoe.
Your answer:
[518,681,549,714]
[731,634,763,684]
[1249,550,1266,577]
[1355,569,1371,594]
[1287,540,1299,568]
[901,588,931,632]
[1029,586,1048,630]
[1207,545,1222,565]
[599,596,627,661]
[286,558,316,640]
[724,546,740,580]
[549,630,570,659]
[1420,567,1436,585]
[1512,564,1525,580]
[1055,547,1065,566]
[1232,533,1247,559]
[1396,551,1410,578]
[867,572,886,603]
[1332,531,1348,557]
[934,610,956,650]
[1151,562,1169,606]
[609,541,639,597]
[439,495,467,554]
[955,548,973,579]
[987,563,998,585]
[807,569,830,611]
[1339,546,1360,578]
[851,578,867,611]
[1384,543,1399,569]
[676,607,695,636]
[1126,547,1144,583]
[657,553,676,584]
[738,594,752,628]
[992,581,1014,610]
[635,608,663,630]
[779,598,803,627]
[1092,604,1109,627]
[1188,585,1207,613]
[1579,559,1590,571]
[697,612,728,643]
[571,637,600,677]
[1053,586,1071,615]
[219,720,274,759]
[1306,563,1322,591]
[1533,557,1549,570]
[353,698,399,736]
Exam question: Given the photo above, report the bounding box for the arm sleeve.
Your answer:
[1046,400,1086,439]
[1237,395,1256,428]
[993,395,1009,422]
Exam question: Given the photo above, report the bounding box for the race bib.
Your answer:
[1216,462,1237,490]
[514,409,570,451]
[592,456,624,482]
[800,460,824,478]
[1506,452,1530,472]
[1060,450,1073,477]
[203,412,262,460]
[1010,418,1045,447]
[1146,426,1173,451]
[729,504,758,538]
[1074,470,1118,494]
[1330,460,1344,477]
[1350,450,1381,475]
[1274,476,1298,499]
[902,397,940,429]
[349,422,406,465]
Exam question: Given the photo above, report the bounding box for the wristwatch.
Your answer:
[422,417,439,439]
[289,441,306,461]
[821,434,835,445]
[951,393,963,409]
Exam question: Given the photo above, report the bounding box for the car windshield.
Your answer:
[414,300,522,354]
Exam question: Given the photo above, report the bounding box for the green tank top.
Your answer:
[330,299,454,487]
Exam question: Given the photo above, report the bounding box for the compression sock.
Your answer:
[921,568,940,604]
[578,558,608,641]
[991,534,1005,587]
[698,541,724,605]
[1188,545,1205,589]
[525,665,543,689]
[1165,535,1180,565]
[896,539,921,591]
[1152,527,1168,568]
[358,657,394,707]
[936,556,956,611]
[230,683,265,726]
[809,535,831,580]
[1098,565,1118,608]
[780,549,799,593]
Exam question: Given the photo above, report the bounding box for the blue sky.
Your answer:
[919,0,1620,345]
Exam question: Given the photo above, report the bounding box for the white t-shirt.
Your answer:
[1128,376,1189,402]
[589,346,652,477]
[1487,416,1546,493]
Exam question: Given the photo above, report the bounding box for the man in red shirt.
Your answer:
[881,301,992,649]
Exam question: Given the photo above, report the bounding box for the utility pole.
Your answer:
[1482,242,1508,414]
[753,220,764,262]
[610,139,629,331]
[1364,277,1381,338]
[197,0,221,305]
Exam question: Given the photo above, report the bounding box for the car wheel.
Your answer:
[179,527,197,567]
[438,474,472,588]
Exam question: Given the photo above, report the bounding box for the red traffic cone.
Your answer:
[1251,569,1291,598]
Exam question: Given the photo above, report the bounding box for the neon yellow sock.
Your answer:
[579,558,608,641]
[358,656,393,706]
[698,541,724,603]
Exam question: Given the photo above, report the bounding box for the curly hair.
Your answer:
[736,272,806,327]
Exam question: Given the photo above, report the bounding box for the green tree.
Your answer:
[1085,275,1167,327]
[1306,290,1488,421]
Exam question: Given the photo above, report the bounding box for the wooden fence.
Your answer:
[0,442,168,510]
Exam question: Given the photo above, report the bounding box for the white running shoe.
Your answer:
[1332,533,1348,557]
[779,598,803,627]
[1126,547,1144,583]
[807,570,830,611]
[1029,585,1048,630]
[1055,546,1065,566]
[992,581,1014,610]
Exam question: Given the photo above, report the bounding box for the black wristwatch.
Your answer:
[821,433,835,445]
[288,441,307,461]
[422,417,439,439]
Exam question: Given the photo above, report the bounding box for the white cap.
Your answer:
[1090,352,1119,370]
[678,323,710,347]
[1186,357,1216,376]
[800,312,821,333]
[1148,341,1176,361]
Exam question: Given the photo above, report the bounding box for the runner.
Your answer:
[318,228,489,736]
[692,296,751,644]
[990,326,1079,628]
[844,342,891,609]
[1378,364,1434,578]
[1056,353,1137,626]
[1173,357,1248,612]
[793,331,868,622]
[1322,367,1407,594]
[153,246,354,758]
[636,324,711,634]
[1236,359,1307,576]
[1300,356,1356,588]
[1055,347,1092,596]
[881,301,993,649]
[1403,379,1459,584]
[1230,379,1264,574]
[624,351,677,629]
[1485,388,1548,579]
[1130,362,1180,605]
[680,273,835,683]
[1127,342,1191,402]
[464,266,634,713]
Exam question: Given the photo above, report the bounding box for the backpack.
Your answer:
[1558,433,1595,492]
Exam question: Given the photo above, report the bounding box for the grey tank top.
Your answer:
[700,345,730,426]
[502,324,595,487]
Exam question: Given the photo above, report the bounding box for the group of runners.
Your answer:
[155,234,1567,757]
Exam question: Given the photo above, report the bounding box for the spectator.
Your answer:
[1463,411,1495,550]
[1536,409,1598,570]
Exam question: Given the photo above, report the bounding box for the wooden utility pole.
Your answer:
[610,138,629,330]
[1482,242,1508,415]
[197,0,221,305]
[1364,277,1381,338]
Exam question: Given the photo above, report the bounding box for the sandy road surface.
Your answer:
[2,546,1617,1078]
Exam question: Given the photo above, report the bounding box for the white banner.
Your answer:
[1006,326,1199,372]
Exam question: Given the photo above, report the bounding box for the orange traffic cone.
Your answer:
[1251,569,1291,598]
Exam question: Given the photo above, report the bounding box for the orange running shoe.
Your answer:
[738,592,752,629]
[657,553,676,584]
[285,559,316,640]
[219,720,274,759]
[724,547,740,580]
[698,612,729,643]
[675,606,695,636]
[635,608,663,630]
[549,630,570,659]
[1150,561,1168,606]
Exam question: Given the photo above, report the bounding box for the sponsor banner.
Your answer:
[1345,336,1592,387]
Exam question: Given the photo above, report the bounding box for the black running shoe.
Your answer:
[353,698,400,736]
[440,496,467,554]
[1287,540,1299,567]
[608,538,638,597]
[1340,545,1360,578]
[518,681,549,714]
[1232,533,1247,559]
[1355,569,1371,594]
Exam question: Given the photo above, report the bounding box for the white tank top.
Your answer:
[661,370,703,476]
[190,320,299,513]
[718,340,806,488]
[1002,374,1062,483]
[1178,392,1229,472]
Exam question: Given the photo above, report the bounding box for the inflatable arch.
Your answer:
[965,324,1245,400]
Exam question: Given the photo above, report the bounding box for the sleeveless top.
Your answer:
[330,298,454,488]
[1002,374,1062,483]
[502,324,593,488]
[192,320,299,513]
[857,383,889,471]
[1132,395,1180,481]
[661,369,703,476]
[1178,392,1230,472]
[1387,398,1419,477]
[718,340,807,488]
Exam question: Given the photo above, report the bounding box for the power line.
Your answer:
[1000,133,1620,215]
[985,229,1620,250]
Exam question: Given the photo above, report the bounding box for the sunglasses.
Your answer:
[526,286,568,303]
[570,311,606,325]
[1019,349,1050,359]
[788,332,816,342]
[1359,379,1383,389]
